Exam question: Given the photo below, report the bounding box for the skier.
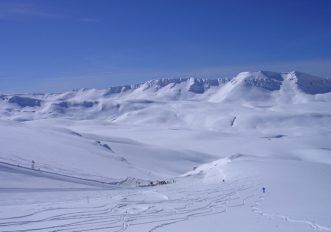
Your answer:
[222,179,225,183]
[31,160,35,170]
[262,187,266,193]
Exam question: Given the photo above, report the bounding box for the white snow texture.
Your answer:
[0,71,331,231]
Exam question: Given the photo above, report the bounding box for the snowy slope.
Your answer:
[0,120,215,183]
[0,71,331,231]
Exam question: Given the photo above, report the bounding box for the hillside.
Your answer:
[0,71,331,231]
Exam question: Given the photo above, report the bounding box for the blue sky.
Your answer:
[1,0,331,93]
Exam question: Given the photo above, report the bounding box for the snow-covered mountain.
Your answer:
[1,71,331,232]
[1,71,330,122]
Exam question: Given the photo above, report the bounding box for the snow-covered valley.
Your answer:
[1,71,331,231]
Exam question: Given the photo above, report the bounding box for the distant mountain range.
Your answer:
[1,71,331,121]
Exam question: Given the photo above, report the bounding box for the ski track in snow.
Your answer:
[251,195,331,231]
[0,178,259,232]
[1,175,329,231]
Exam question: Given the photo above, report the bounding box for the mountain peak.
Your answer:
[1,71,331,116]
[105,77,228,96]
[284,71,331,94]
[230,70,283,91]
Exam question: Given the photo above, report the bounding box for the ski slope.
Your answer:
[0,71,331,231]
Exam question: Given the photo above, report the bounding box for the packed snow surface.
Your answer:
[0,71,331,231]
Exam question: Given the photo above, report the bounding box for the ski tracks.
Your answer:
[0,179,258,232]
[251,195,331,231]
[4,177,328,232]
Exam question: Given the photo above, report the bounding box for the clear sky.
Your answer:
[1,0,331,93]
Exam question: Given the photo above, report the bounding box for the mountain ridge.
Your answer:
[1,71,331,121]
[4,70,331,96]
